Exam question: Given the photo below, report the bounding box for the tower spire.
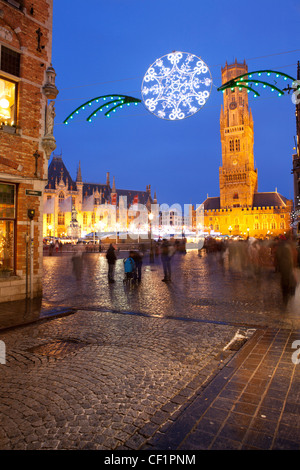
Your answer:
[76,161,82,182]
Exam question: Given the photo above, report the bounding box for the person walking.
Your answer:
[132,249,143,282]
[161,238,172,282]
[275,237,298,306]
[106,243,117,283]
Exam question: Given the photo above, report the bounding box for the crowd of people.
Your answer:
[105,237,187,284]
[70,232,299,308]
[203,234,300,306]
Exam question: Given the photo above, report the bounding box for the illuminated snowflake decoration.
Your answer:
[141,51,212,121]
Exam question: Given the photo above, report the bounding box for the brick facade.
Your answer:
[0,0,57,302]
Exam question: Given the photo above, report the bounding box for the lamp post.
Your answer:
[228,226,232,237]
[148,212,154,263]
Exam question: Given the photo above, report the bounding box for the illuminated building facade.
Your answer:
[43,155,156,238]
[0,0,57,302]
[203,60,292,238]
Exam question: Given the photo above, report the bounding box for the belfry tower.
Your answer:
[219,60,258,208]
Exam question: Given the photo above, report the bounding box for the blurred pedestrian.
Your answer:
[106,243,117,283]
[275,238,298,306]
[161,239,172,282]
[132,249,143,282]
[71,248,82,280]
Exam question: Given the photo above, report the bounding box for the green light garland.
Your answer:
[217,69,299,97]
[64,94,141,124]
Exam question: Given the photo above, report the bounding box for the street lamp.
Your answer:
[228,225,232,236]
[148,212,154,263]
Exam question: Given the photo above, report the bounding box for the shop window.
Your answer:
[0,77,17,126]
[0,183,16,276]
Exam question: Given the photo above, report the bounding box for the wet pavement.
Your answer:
[0,248,299,451]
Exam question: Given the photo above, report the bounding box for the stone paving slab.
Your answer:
[138,327,300,450]
[1,251,300,451]
[0,309,239,450]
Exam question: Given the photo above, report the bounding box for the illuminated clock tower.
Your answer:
[219,60,258,208]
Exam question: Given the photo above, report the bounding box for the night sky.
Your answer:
[51,0,300,208]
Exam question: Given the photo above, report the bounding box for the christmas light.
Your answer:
[63,95,141,124]
[141,51,212,120]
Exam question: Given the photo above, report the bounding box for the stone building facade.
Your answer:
[0,0,57,302]
[43,155,156,238]
[203,60,292,238]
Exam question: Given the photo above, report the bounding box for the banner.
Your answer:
[44,197,55,213]
[59,196,72,213]
[82,194,94,211]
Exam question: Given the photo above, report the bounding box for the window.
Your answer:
[229,139,234,152]
[58,191,64,203]
[1,46,20,77]
[3,1,24,11]
[0,77,17,125]
[0,183,16,275]
[83,213,87,225]
[233,193,239,199]
[58,212,64,225]
[235,139,240,151]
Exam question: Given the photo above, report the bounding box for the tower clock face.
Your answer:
[232,159,238,166]
[229,101,237,110]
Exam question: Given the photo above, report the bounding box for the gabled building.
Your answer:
[202,60,292,238]
[43,155,156,238]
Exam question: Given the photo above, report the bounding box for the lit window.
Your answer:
[0,77,16,126]
[0,183,16,275]
[58,212,64,225]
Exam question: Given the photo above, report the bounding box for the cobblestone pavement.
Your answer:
[0,250,299,450]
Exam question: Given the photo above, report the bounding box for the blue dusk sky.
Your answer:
[51,0,300,208]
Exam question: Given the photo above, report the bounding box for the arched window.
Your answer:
[235,139,240,151]
[229,140,234,152]
[58,191,64,203]
[58,212,64,225]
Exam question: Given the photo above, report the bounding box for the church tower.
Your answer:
[219,60,258,208]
